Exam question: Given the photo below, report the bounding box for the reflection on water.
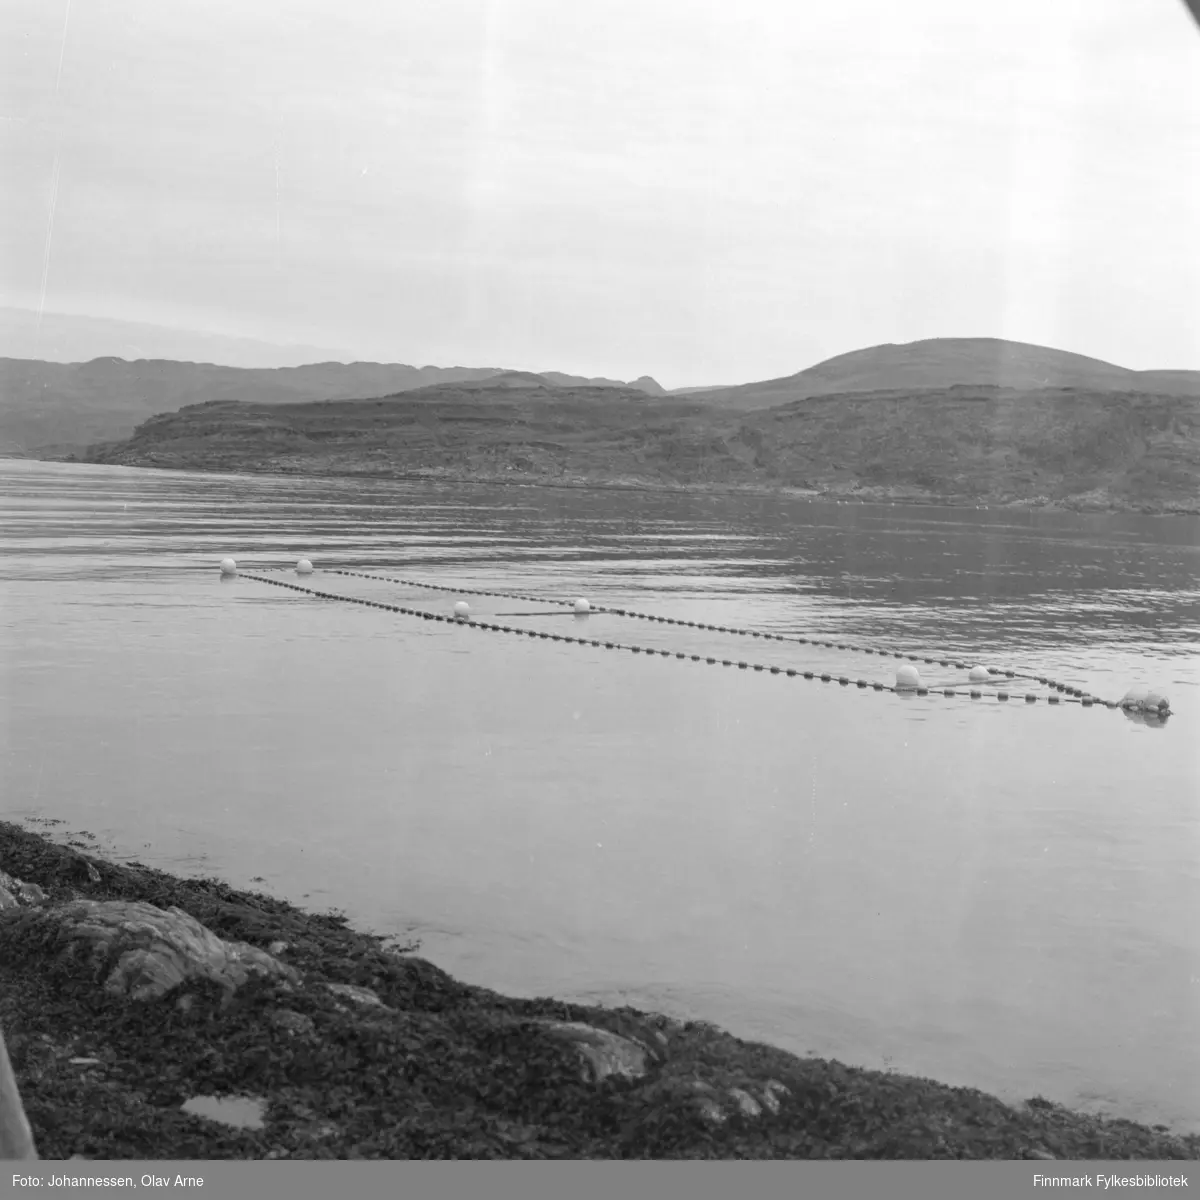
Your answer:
[1,458,1198,1132]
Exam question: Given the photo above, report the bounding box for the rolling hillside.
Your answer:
[11,336,1200,511]
[684,338,1200,411]
[83,380,1200,514]
[5,336,1198,457]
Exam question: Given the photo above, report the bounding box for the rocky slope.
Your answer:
[82,381,1200,514]
[3,820,1196,1160]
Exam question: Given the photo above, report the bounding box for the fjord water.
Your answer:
[1,458,1197,1131]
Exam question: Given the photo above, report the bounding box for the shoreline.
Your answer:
[2,819,1197,1161]
[38,453,1200,518]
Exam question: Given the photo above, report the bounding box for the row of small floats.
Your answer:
[893,662,1169,713]
[217,557,1171,718]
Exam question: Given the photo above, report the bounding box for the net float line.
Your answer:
[319,568,1137,710]
[235,572,1125,710]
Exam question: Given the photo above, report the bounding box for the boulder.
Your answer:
[537,1021,654,1083]
[0,870,47,911]
[323,982,391,1010]
[0,898,299,1001]
[640,1073,793,1124]
[180,1094,266,1130]
[759,1078,791,1115]
[728,1086,763,1117]
[533,1017,794,1125]
[269,1009,316,1038]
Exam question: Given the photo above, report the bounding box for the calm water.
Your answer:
[2,458,1198,1131]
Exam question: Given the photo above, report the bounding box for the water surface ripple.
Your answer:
[2,459,1197,1132]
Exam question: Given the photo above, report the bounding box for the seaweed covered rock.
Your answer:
[0,898,300,1001]
[7,820,1200,1162]
[0,870,48,911]
[323,982,391,1011]
[537,1021,655,1083]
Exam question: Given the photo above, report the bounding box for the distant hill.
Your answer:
[540,370,666,394]
[0,306,352,370]
[83,383,700,485]
[6,335,1196,455]
[0,357,664,454]
[83,379,1200,515]
[445,370,666,392]
[685,338,1200,410]
[8,336,1200,515]
[450,370,556,390]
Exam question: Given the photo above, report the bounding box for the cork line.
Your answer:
[234,571,1120,709]
[323,568,1120,708]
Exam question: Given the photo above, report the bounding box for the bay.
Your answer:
[1,457,1197,1132]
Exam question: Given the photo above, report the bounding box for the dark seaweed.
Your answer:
[2,821,1196,1161]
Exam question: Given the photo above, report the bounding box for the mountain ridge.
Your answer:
[0,357,666,455]
[4,336,1200,465]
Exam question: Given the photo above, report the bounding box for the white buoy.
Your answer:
[296,558,313,575]
[968,665,990,683]
[574,598,591,614]
[895,664,921,690]
[1142,689,1169,713]
[1119,687,1148,710]
[453,600,470,620]
[219,557,237,577]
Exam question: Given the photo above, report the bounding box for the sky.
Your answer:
[3,0,1199,386]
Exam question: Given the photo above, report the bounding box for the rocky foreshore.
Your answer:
[2,819,1197,1161]
[59,454,1200,518]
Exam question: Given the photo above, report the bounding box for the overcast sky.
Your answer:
[3,0,1199,385]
